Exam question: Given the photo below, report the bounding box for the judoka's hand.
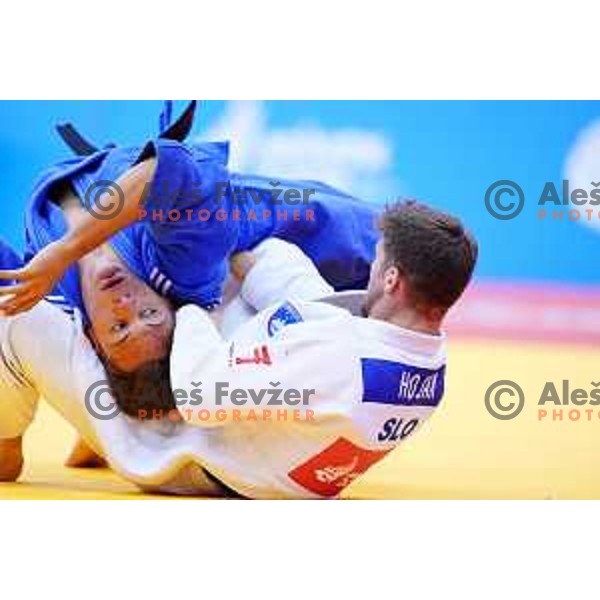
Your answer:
[0,241,72,316]
[230,251,256,282]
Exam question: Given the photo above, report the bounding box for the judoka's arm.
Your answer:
[171,304,349,428]
[59,158,157,256]
[232,239,333,312]
[0,159,156,315]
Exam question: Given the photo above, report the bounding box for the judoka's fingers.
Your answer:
[0,269,26,282]
[0,283,29,296]
[0,293,40,316]
[230,252,256,281]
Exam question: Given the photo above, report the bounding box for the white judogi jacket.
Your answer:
[0,240,447,498]
[168,240,448,498]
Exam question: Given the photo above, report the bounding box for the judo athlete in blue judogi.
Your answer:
[0,102,379,392]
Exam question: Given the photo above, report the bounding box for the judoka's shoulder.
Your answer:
[275,296,358,324]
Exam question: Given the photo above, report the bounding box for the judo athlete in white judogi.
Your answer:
[0,201,477,498]
[169,201,477,497]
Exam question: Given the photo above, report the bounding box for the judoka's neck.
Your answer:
[369,307,442,337]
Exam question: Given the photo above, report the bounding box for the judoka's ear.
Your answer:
[382,265,402,293]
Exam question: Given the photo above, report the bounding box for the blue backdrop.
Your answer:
[0,101,598,286]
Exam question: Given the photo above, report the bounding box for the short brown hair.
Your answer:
[101,356,176,419]
[378,199,478,313]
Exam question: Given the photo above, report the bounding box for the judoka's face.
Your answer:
[80,257,174,373]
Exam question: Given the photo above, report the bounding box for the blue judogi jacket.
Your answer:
[24,104,378,323]
[0,238,22,275]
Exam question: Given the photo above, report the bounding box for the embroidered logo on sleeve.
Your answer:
[267,302,303,337]
[288,437,391,497]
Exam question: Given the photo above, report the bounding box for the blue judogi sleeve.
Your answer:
[121,143,379,296]
[24,100,378,317]
[25,138,240,311]
[229,173,379,290]
[25,135,379,317]
[0,239,22,279]
[128,139,240,307]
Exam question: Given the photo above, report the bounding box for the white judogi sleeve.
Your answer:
[217,238,333,339]
[171,302,357,427]
[240,238,333,311]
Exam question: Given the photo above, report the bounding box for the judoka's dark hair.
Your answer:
[378,199,478,314]
[101,356,177,419]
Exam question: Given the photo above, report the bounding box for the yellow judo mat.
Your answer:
[1,337,599,499]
